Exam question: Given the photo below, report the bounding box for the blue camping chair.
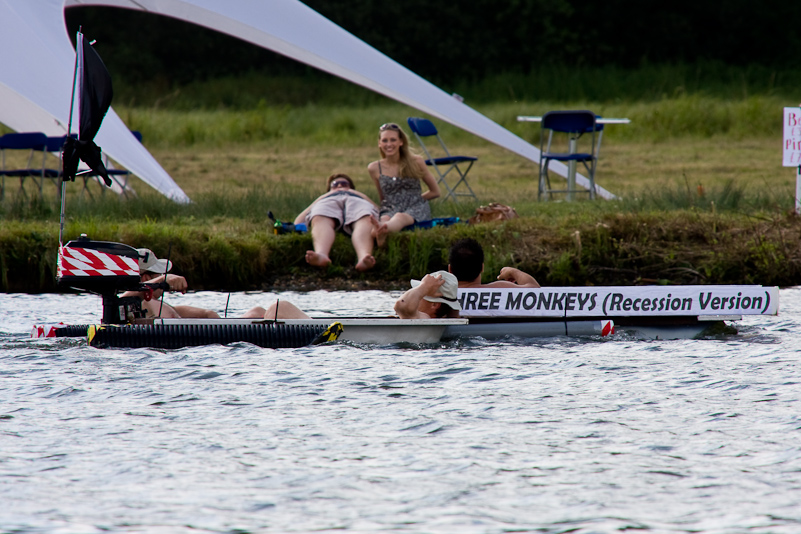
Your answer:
[538,110,601,201]
[407,117,477,202]
[0,132,50,201]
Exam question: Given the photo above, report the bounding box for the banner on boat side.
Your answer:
[456,286,779,318]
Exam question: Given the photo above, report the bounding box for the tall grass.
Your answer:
[109,62,801,109]
[616,179,790,214]
[0,186,321,224]
[1,178,791,225]
[460,62,801,104]
[108,94,787,150]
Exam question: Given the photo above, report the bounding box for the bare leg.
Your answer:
[371,212,415,247]
[384,212,415,233]
[262,300,311,319]
[351,216,376,271]
[241,306,266,318]
[306,215,336,268]
[369,214,385,237]
[171,305,220,319]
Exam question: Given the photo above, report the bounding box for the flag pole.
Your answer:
[60,29,82,246]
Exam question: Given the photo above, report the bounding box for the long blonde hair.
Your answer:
[378,123,425,180]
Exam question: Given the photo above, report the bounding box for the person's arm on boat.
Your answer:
[120,273,187,319]
[394,273,446,319]
[143,273,188,298]
[121,273,188,300]
[494,267,540,288]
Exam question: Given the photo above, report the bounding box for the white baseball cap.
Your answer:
[137,248,172,274]
[410,270,461,310]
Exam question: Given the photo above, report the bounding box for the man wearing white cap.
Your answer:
[258,270,462,321]
[121,248,222,319]
[394,270,461,319]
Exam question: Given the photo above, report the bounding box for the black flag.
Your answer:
[62,33,113,185]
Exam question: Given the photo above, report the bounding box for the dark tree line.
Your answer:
[65,1,801,87]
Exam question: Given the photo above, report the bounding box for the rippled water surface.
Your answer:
[1,288,800,533]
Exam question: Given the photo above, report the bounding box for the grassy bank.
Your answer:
[2,206,799,293]
[2,69,799,292]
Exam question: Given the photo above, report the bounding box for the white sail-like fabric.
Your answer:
[0,0,190,202]
[0,0,614,201]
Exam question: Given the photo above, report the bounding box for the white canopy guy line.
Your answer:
[0,0,614,202]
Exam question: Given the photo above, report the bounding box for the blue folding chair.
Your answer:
[0,132,49,200]
[538,110,600,201]
[407,117,477,202]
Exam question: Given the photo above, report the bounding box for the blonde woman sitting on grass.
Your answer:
[368,122,440,247]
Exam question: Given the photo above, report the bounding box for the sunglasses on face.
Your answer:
[330,179,350,189]
[379,123,400,132]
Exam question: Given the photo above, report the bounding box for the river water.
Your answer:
[1,287,800,533]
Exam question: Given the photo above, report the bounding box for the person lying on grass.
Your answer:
[294,173,379,272]
[259,271,461,320]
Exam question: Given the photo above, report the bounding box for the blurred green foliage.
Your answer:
[64,2,801,102]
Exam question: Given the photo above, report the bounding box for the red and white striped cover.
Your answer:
[31,323,66,338]
[601,320,614,337]
[58,245,139,278]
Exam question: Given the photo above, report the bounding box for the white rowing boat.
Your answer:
[149,317,470,345]
[35,237,780,346]
[31,317,612,346]
[150,316,614,343]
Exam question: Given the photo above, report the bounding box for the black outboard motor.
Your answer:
[57,235,149,324]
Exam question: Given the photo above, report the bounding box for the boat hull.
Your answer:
[444,319,612,339]
[32,315,736,346]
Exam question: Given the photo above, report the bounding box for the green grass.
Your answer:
[1,178,792,226]
[2,66,800,291]
[105,94,787,149]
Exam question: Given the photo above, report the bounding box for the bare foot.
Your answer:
[369,215,390,247]
[305,250,331,268]
[355,254,376,272]
[374,223,389,248]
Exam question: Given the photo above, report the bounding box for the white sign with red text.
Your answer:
[784,107,801,167]
[457,286,779,318]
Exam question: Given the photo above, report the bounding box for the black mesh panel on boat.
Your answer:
[88,323,328,349]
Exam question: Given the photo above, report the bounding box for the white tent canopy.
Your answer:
[0,0,614,202]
